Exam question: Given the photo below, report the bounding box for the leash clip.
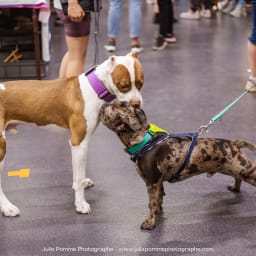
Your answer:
[198,120,213,135]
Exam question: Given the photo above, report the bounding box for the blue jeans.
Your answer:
[231,0,246,8]
[107,0,142,39]
[249,0,256,44]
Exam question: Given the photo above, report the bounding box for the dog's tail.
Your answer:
[233,140,256,154]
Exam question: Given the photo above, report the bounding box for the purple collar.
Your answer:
[85,67,116,102]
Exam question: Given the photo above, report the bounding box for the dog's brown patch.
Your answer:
[134,58,144,90]
[111,57,144,93]
[0,135,6,162]
[2,77,87,146]
[111,64,132,93]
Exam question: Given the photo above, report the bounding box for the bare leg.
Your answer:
[248,40,256,78]
[245,2,256,91]
[59,35,89,78]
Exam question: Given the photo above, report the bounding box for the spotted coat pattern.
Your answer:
[99,102,256,230]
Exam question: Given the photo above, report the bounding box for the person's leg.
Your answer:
[245,0,256,91]
[59,36,89,78]
[152,0,160,24]
[203,0,213,9]
[230,0,247,17]
[200,0,213,18]
[248,41,256,77]
[129,0,142,46]
[105,0,123,52]
[152,0,174,51]
[56,10,90,78]
[190,0,200,11]
[108,0,123,41]
[158,0,174,37]
[180,0,200,19]
[222,0,236,13]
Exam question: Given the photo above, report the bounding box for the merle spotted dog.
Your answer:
[99,101,256,230]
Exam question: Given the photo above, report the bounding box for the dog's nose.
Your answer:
[129,98,141,107]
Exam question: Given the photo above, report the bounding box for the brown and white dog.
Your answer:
[99,101,256,230]
[0,53,143,217]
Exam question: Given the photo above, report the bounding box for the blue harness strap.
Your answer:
[130,129,198,180]
[168,132,198,182]
[127,123,198,182]
[130,133,169,162]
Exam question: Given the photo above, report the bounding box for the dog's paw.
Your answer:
[140,218,156,230]
[1,203,20,217]
[83,178,94,189]
[76,201,91,214]
[227,185,240,193]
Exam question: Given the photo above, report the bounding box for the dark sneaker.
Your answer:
[164,34,177,43]
[104,40,116,52]
[152,35,168,51]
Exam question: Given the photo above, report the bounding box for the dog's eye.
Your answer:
[114,115,123,126]
[116,121,123,127]
[120,83,131,93]
[135,80,143,90]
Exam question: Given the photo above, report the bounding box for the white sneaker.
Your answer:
[217,0,229,10]
[230,5,247,17]
[222,2,235,14]
[130,45,144,54]
[200,9,212,18]
[180,9,200,20]
[104,41,116,52]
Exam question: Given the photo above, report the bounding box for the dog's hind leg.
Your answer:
[141,181,164,230]
[224,154,256,190]
[239,167,256,187]
[232,140,256,188]
[0,131,20,216]
[227,178,242,193]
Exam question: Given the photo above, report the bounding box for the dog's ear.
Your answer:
[134,108,147,124]
[106,56,117,73]
[127,51,138,59]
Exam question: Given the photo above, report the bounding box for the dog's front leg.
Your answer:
[0,158,20,217]
[71,139,92,214]
[141,183,164,230]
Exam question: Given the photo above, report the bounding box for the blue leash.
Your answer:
[130,82,256,181]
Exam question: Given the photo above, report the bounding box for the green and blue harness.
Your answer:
[127,123,198,182]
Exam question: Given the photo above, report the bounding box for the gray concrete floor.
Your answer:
[1,1,256,255]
